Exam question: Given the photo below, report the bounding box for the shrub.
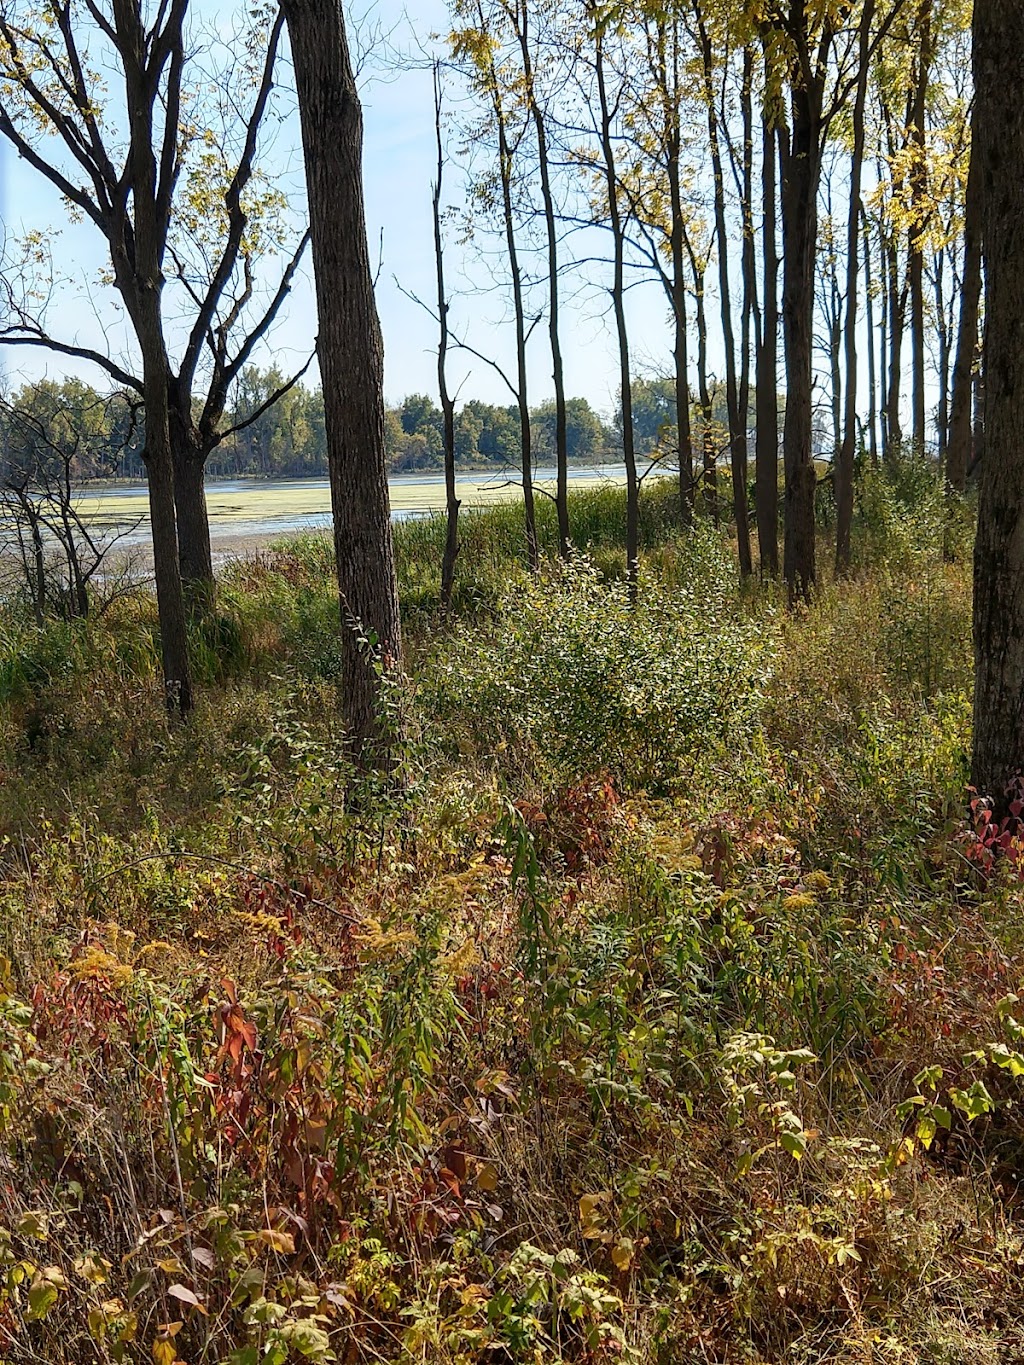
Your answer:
[421,548,773,791]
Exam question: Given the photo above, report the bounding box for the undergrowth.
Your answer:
[0,469,1019,1364]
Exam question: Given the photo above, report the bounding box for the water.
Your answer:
[73,464,628,557]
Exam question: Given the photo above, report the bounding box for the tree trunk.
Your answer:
[885,227,907,458]
[595,22,639,599]
[947,103,982,495]
[433,68,460,609]
[687,234,717,525]
[779,86,819,603]
[664,20,693,526]
[908,0,933,456]
[169,404,215,601]
[516,1,569,559]
[143,377,194,715]
[283,0,402,759]
[863,207,879,465]
[698,10,751,577]
[756,105,780,576]
[971,0,1024,812]
[836,0,874,572]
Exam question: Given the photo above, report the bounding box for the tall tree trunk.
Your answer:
[432,67,460,609]
[698,9,751,577]
[115,0,193,715]
[878,210,890,454]
[516,0,569,558]
[934,253,950,462]
[908,0,933,455]
[779,84,820,602]
[885,237,908,458]
[737,45,758,572]
[283,0,402,759]
[862,206,879,465]
[479,16,537,572]
[595,20,639,599]
[836,0,874,572]
[663,20,693,525]
[971,0,1024,813]
[756,104,780,576]
[947,103,982,495]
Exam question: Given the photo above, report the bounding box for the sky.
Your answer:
[0,0,676,420]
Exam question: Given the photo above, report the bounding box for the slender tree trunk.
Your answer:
[885,236,908,458]
[779,85,820,602]
[481,25,537,572]
[971,0,1024,812]
[698,9,751,576]
[595,20,639,599]
[836,0,874,572]
[934,255,950,462]
[947,104,982,495]
[283,0,402,758]
[663,22,693,525]
[756,106,780,576]
[862,207,879,465]
[908,0,933,455]
[516,1,569,558]
[433,68,460,609]
[878,210,890,454]
[738,46,759,571]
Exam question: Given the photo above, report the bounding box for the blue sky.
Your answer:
[0,0,673,418]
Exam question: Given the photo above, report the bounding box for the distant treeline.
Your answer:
[0,368,757,483]
[0,369,725,482]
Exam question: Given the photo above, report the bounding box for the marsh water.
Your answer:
[75,464,628,560]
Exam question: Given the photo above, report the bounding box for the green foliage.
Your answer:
[422,548,771,790]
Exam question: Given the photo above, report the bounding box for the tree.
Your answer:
[451,2,539,571]
[946,99,980,494]
[0,0,195,710]
[0,1,308,603]
[970,0,1024,813]
[282,0,402,758]
[836,0,875,572]
[432,65,461,609]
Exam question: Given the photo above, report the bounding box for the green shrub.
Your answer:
[421,548,773,791]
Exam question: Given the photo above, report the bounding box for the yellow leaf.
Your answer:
[476,1163,498,1192]
[257,1229,295,1255]
[74,1251,111,1285]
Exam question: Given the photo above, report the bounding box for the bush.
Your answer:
[421,547,773,791]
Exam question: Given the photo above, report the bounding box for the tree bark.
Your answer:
[169,386,215,600]
[283,0,402,759]
[971,0,1024,812]
[947,104,982,495]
